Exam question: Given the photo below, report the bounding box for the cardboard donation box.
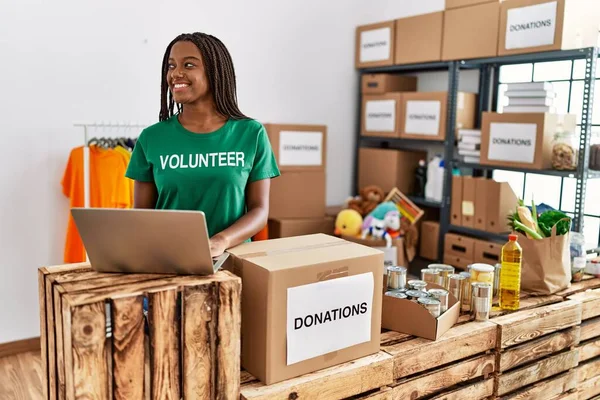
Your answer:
[264,123,326,173]
[269,170,326,219]
[268,216,334,239]
[358,147,427,194]
[498,0,600,56]
[356,21,395,68]
[394,12,444,65]
[481,112,576,170]
[442,2,501,60]
[361,93,403,138]
[343,234,407,269]
[361,74,417,94]
[399,92,477,140]
[226,234,384,385]
[382,282,460,340]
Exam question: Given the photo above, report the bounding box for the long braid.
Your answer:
[159,32,248,121]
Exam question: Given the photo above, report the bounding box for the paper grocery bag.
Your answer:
[519,223,571,295]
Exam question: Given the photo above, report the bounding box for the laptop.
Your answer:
[70,207,229,275]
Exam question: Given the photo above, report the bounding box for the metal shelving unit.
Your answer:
[354,47,599,264]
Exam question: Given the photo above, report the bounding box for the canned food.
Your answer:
[406,290,429,300]
[408,279,427,290]
[421,268,441,286]
[385,290,408,299]
[471,282,492,321]
[418,297,441,317]
[448,274,466,305]
[386,266,408,290]
[459,272,472,311]
[428,264,455,289]
[428,288,449,313]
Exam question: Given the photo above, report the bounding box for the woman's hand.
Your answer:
[209,234,230,258]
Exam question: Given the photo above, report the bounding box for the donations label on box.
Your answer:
[278,131,323,167]
[404,100,441,136]
[488,122,537,163]
[286,272,374,365]
[360,27,392,63]
[505,1,557,50]
[365,99,397,132]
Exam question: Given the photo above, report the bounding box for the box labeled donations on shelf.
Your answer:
[394,11,444,65]
[399,91,477,141]
[355,21,395,68]
[361,93,404,138]
[361,74,417,94]
[498,0,600,56]
[480,112,577,170]
[357,147,427,194]
[225,234,384,385]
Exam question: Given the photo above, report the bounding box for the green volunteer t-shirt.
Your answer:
[125,115,280,238]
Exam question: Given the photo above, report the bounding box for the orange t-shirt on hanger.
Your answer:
[61,145,132,263]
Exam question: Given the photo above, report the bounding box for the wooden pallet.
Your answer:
[490,300,583,398]
[39,263,241,400]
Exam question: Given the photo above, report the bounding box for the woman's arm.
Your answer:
[210,178,270,257]
[133,181,158,209]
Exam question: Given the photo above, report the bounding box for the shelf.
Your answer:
[454,161,578,178]
[360,136,445,152]
[448,225,509,243]
[408,196,442,209]
[361,61,452,74]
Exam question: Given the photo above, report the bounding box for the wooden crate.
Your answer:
[39,263,241,400]
[490,300,583,398]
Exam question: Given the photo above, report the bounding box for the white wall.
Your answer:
[0,0,449,343]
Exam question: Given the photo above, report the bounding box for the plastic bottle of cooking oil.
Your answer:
[500,234,522,311]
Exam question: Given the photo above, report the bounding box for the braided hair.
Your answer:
[159,32,248,121]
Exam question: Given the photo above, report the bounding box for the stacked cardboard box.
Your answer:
[265,124,333,238]
[503,82,557,113]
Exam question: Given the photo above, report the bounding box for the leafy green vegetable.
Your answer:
[507,199,571,238]
[513,220,544,240]
[537,210,571,236]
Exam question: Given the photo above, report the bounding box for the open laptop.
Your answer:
[70,208,229,275]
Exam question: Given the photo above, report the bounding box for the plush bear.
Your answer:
[345,185,385,217]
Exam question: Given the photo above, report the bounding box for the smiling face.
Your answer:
[167,40,211,105]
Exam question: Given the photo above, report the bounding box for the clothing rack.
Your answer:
[73,121,149,208]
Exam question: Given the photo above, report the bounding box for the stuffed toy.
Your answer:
[345,185,385,217]
[361,201,402,247]
[334,209,363,237]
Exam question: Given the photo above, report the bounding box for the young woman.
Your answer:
[126,32,280,257]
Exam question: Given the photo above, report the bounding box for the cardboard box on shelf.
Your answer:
[361,74,417,95]
[343,235,408,269]
[268,216,335,239]
[225,234,384,384]
[498,0,600,56]
[355,20,395,69]
[264,124,327,173]
[442,2,501,60]
[444,254,474,270]
[446,0,499,9]
[381,282,460,340]
[461,176,476,228]
[474,178,489,231]
[420,221,440,260]
[474,239,503,264]
[394,12,444,65]
[358,147,427,194]
[480,112,577,170]
[451,175,463,226]
[486,179,519,233]
[361,93,403,138]
[270,170,325,219]
[399,92,477,141]
[444,233,476,260]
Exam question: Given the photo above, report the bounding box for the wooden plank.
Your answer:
[69,301,108,400]
[556,278,600,298]
[54,286,66,400]
[379,330,413,346]
[581,317,600,342]
[579,338,600,363]
[389,354,495,400]
[495,349,580,396]
[183,283,216,400]
[498,327,581,372]
[149,288,180,400]
[577,358,600,383]
[43,262,91,275]
[64,272,234,306]
[112,295,145,400]
[382,321,497,379]
[490,295,563,318]
[38,269,49,400]
[216,278,242,399]
[429,378,495,400]
[240,352,393,400]
[499,370,577,400]
[568,289,600,320]
[492,300,582,349]
[46,275,58,400]
[0,337,41,359]
[550,392,579,400]
[578,375,600,400]
[352,387,394,400]
[59,273,170,294]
